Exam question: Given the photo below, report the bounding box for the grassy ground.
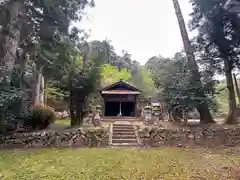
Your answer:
[53,119,111,128]
[46,119,71,131]
[54,119,71,126]
[0,148,240,180]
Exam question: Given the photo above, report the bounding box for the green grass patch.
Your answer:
[0,148,239,180]
[54,120,111,126]
[54,119,71,125]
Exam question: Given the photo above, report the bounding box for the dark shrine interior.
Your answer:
[122,102,135,116]
[105,102,119,116]
[104,102,135,117]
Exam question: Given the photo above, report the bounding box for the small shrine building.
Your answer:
[100,80,141,117]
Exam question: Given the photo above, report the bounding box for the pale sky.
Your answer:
[81,0,194,64]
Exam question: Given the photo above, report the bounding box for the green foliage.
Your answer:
[139,68,154,88]
[215,83,228,107]
[0,82,28,132]
[0,0,95,132]
[100,64,131,86]
[131,65,156,97]
[3,0,238,126]
[213,82,239,117]
[146,54,187,102]
[49,39,104,125]
[87,40,158,99]
[45,85,67,101]
[25,105,55,129]
[146,52,216,113]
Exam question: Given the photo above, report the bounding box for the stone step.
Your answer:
[111,143,139,147]
[110,123,140,147]
[113,123,133,124]
[102,119,138,123]
[113,132,136,136]
[113,128,134,132]
[112,138,137,144]
[113,124,134,126]
[113,126,134,129]
[113,129,135,133]
[113,125,134,128]
[112,134,136,139]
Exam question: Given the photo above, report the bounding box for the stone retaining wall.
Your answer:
[139,126,240,148]
[0,127,109,148]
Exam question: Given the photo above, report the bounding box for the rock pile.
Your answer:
[139,126,240,148]
[0,127,108,148]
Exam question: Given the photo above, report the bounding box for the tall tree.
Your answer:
[0,0,25,83]
[233,73,240,104]
[172,0,214,123]
[0,0,95,132]
[27,0,94,105]
[189,0,240,124]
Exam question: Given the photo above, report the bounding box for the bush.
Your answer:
[25,105,56,129]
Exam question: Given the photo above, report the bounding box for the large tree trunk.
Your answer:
[70,92,85,126]
[70,90,77,126]
[15,49,26,89]
[34,8,54,107]
[225,62,237,124]
[172,0,214,123]
[233,73,240,104]
[44,80,48,105]
[33,66,43,106]
[75,103,81,125]
[76,102,84,125]
[0,0,25,82]
[82,52,87,69]
[39,74,44,105]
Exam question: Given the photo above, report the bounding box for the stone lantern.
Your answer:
[87,111,94,124]
[143,105,153,125]
[92,105,101,126]
[152,103,164,121]
[96,104,101,113]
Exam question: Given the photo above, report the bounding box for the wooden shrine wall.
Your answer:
[103,94,136,102]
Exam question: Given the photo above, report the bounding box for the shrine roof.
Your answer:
[101,90,140,95]
[100,80,141,95]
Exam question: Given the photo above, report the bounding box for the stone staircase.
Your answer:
[102,117,141,123]
[109,123,141,147]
